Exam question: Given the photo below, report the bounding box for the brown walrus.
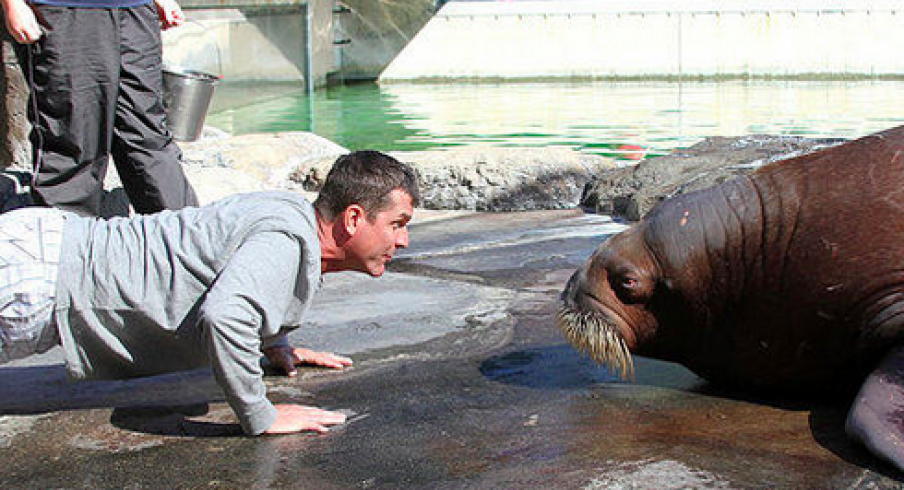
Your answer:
[558,124,904,472]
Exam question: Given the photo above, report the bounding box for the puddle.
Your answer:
[480,345,620,390]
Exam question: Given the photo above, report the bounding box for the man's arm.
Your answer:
[1,0,42,43]
[198,231,347,435]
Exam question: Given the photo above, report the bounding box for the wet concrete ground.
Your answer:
[1,209,902,489]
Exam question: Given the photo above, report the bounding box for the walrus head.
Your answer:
[558,226,662,381]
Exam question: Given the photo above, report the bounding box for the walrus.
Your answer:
[558,124,904,472]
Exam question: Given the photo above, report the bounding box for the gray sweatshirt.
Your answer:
[54,191,321,435]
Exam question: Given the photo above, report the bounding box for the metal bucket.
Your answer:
[162,68,220,142]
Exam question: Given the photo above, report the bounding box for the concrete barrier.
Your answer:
[161,8,311,84]
[380,0,904,81]
[161,0,436,85]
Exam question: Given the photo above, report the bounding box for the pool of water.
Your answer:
[205,80,904,160]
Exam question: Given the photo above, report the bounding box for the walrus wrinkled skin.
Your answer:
[559,125,904,473]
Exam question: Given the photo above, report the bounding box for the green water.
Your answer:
[206,80,904,161]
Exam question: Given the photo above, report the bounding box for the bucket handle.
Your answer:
[166,18,225,77]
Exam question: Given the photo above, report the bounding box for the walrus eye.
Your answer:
[618,277,641,297]
[611,270,652,304]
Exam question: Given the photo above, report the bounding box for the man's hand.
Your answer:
[263,346,353,377]
[264,404,347,435]
[153,0,185,29]
[2,0,42,43]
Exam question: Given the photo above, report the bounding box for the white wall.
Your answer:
[380,0,904,81]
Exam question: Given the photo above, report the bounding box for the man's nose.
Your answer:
[395,227,409,248]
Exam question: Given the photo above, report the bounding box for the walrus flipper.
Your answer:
[846,345,904,473]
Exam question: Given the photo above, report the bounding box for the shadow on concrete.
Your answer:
[0,364,242,437]
[110,405,241,438]
[692,382,828,412]
[0,364,219,414]
[808,408,903,481]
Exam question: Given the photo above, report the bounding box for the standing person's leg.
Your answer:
[23,6,120,216]
[111,3,198,214]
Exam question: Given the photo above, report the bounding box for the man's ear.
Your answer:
[342,204,366,236]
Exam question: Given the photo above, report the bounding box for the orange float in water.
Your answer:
[617,144,646,161]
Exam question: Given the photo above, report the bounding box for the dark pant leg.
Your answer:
[25,6,120,216]
[111,4,198,214]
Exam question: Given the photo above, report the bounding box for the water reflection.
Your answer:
[207,80,904,160]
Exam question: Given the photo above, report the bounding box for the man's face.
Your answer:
[345,189,414,277]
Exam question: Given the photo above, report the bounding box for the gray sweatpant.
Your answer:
[0,207,65,363]
[20,3,198,216]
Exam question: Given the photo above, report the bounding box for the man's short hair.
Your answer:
[314,150,421,220]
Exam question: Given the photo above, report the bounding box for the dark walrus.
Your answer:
[559,124,904,472]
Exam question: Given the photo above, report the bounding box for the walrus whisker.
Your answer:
[556,306,635,382]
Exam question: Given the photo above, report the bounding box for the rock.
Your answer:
[289,146,616,212]
[181,166,267,205]
[0,131,339,215]
[285,152,340,192]
[4,126,618,213]
[387,147,616,212]
[180,131,347,190]
[16,130,843,218]
[195,126,231,141]
[101,160,269,215]
[582,135,845,221]
[183,140,619,212]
